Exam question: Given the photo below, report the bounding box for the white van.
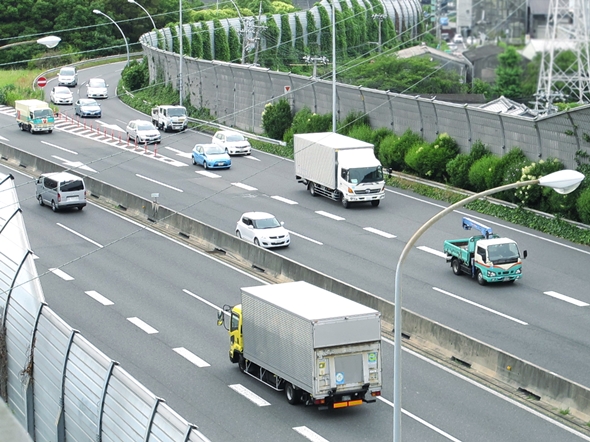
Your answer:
[36,172,86,212]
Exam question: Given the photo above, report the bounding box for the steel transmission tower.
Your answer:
[535,0,590,112]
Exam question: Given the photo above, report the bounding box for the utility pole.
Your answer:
[372,14,385,53]
[302,55,328,78]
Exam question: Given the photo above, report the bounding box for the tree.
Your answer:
[494,46,523,99]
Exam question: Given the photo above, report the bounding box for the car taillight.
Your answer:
[57,193,61,202]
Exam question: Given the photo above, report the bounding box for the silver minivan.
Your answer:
[36,172,86,212]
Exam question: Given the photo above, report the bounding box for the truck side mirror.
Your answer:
[217,310,224,327]
[522,250,527,259]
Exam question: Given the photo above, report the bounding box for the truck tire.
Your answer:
[476,270,486,285]
[308,182,316,197]
[238,355,246,373]
[285,383,300,405]
[451,258,462,276]
[371,200,380,207]
[341,197,349,209]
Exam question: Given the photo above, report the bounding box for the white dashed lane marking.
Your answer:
[544,291,589,307]
[228,384,271,406]
[173,347,210,368]
[127,317,159,334]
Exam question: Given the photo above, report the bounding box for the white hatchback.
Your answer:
[50,86,73,105]
[235,212,290,248]
[86,78,109,99]
[212,130,251,155]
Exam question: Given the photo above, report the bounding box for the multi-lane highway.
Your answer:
[4,166,589,442]
[2,62,590,440]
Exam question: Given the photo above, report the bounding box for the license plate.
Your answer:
[67,196,79,201]
[503,277,510,281]
[217,162,225,166]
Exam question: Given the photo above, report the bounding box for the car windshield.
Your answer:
[204,145,225,155]
[348,166,384,184]
[137,122,154,131]
[253,217,281,229]
[226,134,245,142]
[168,107,186,116]
[80,99,98,106]
[33,109,53,118]
[487,243,520,264]
[60,68,75,76]
[55,88,70,94]
[89,79,106,87]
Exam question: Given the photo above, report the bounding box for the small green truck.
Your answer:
[443,217,527,285]
[15,99,55,133]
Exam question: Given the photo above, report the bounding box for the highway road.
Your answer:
[4,164,590,442]
[4,60,587,391]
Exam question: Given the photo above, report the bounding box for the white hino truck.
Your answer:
[151,105,188,132]
[217,281,383,409]
[294,132,385,208]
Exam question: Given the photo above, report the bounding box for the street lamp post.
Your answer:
[93,9,130,66]
[392,169,585,442]
[0,36,61,50]
[127,0,156,30]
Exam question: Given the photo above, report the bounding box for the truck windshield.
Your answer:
[488,243,520,264]
[348,166,383,184]
[33,109,53,119]
[168,107,186,116]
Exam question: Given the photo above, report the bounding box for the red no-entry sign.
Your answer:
[37,77,47,88]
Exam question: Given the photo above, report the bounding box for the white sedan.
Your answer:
[86,78,109,99]
[212,130,251,155]
[50,86,73,105]
[235,212,290,248]
[126,119,161,144]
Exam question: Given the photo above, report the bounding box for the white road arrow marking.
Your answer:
[51,155,97,173]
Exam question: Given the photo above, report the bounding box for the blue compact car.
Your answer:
[191,143,232,169]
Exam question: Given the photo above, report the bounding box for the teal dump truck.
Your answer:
[443,217,527,285]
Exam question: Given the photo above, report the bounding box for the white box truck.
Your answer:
[15,99,55,133]
[294,132,385,208]
[151,105,188,132]
[218,281,382,409]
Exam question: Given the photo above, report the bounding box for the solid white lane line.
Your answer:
[433,287,528,325]
[315,211,345,221]
[183,289,226,313]
[196,170,222,178]
[417,245,448,259]
[232,182,258,191]
[228,384,271,406]
[173,347,210,367]
[49,268,74,281]
[41,141,78,154]
[363,227,396,239]
[271,195,298,205]
[127,317,158,334]
[85,290,113,306]
[381,336,590,441]
[544,291,589,307]
[288,230,323,245]
[293,426,330,442]
[57,223,103,248]
[376,396,462,442]
[135,174,184,192]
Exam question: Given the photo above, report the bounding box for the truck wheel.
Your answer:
[342,197,350,209]
[371,200,380,207]
[451,258,461,275]
[238,355,246,373]
[308,182,317,197]
[285,383,300,405]
[477,270,486,285]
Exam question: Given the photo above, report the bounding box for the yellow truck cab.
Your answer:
[228,304,242,363]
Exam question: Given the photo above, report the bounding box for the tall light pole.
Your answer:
[331,0,336,133]
[179,0,183,106]
[93,9,130,66]
[127,0,156,30]
[0,35,61,50]
[392,169,585,442]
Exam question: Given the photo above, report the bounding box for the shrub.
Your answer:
[446,154,472,188]
[261,99,293,140]
[576,187,590,224]
[468,155,503,192]
[387,128,422,171]
[515,158,564,209]
[470,140,491,161]
[346,124,374,145]
[283,107,332,146]
[339,111,370,135]
[378,134,400,169]
[372,127,394,159]
[404,133,459,180]
[121,58,149,91]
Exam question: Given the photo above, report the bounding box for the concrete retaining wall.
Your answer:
[2,140,590,422]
